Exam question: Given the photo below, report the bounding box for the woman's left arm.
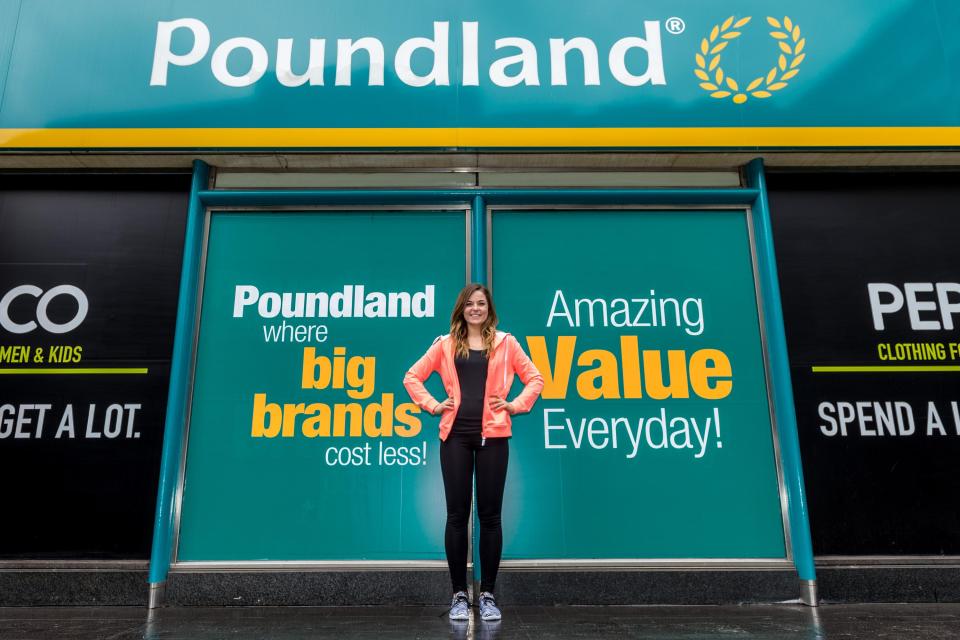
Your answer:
[508,335,544,414]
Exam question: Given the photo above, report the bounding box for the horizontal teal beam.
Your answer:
[199,188,758,207]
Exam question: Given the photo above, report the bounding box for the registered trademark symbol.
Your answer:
[666,17,685,35]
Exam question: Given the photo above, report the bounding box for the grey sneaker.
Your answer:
[478,591,501,621]
[449,591,470,620]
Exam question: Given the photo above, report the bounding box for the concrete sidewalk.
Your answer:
[0,603,958,639]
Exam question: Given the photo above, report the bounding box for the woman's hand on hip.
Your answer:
[489,396,515,414]
[433,397,455,415]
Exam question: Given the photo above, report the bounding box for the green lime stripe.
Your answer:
[812,365,960,373]
[0,368,149,375]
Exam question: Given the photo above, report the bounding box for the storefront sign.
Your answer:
[0,0,958,148]
[176,210,467,561]
[176,207,786,562]
[492,209,786,559]
[0,177,188,558]
[770,173,960,556]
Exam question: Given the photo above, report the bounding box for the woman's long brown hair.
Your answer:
[449,284,498,358]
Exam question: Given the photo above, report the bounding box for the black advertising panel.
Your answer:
[769,173,960,556]
[0,175,188,559]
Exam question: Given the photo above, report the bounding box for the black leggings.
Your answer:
[439,432,509,594]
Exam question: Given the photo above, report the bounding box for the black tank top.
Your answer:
[453,348,488,435]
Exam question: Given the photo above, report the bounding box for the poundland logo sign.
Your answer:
[149,15,807,104]
[10,1,960,149]
[150,19,667,88]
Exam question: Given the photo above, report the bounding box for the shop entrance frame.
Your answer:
[147,159,817,607]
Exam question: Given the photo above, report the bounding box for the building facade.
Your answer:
[0,0,958,607]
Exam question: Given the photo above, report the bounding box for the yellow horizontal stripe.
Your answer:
[0,368,149,375]
[1,127,960,148]
[812,365,960,373]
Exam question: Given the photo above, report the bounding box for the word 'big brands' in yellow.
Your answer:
[252,346,422,438]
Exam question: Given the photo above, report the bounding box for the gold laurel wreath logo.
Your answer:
[694,16,806,104]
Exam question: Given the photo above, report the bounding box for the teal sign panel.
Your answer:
[492,210,786,558]
[0,0,958,146]
[177,211,466,561]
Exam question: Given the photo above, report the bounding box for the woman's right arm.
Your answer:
[403,338,444,415]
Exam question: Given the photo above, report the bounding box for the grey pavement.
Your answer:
[0,603,958,639]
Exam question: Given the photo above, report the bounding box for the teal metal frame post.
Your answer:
[470,195,487,597]
[747,158,818,606]
[147,160,210,608]
[471,195,486,285]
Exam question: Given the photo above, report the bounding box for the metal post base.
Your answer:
[799,579,819,607]
[148,582,166,609]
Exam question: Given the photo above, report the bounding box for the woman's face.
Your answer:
[463,289,489,328]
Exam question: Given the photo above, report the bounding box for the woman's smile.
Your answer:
[464,290,488,325]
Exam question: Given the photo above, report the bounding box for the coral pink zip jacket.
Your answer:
[403,330,544,441]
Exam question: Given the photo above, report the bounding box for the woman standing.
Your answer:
[403,284,543,621]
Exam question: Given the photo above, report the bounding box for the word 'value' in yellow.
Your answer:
[527,336,733,400]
